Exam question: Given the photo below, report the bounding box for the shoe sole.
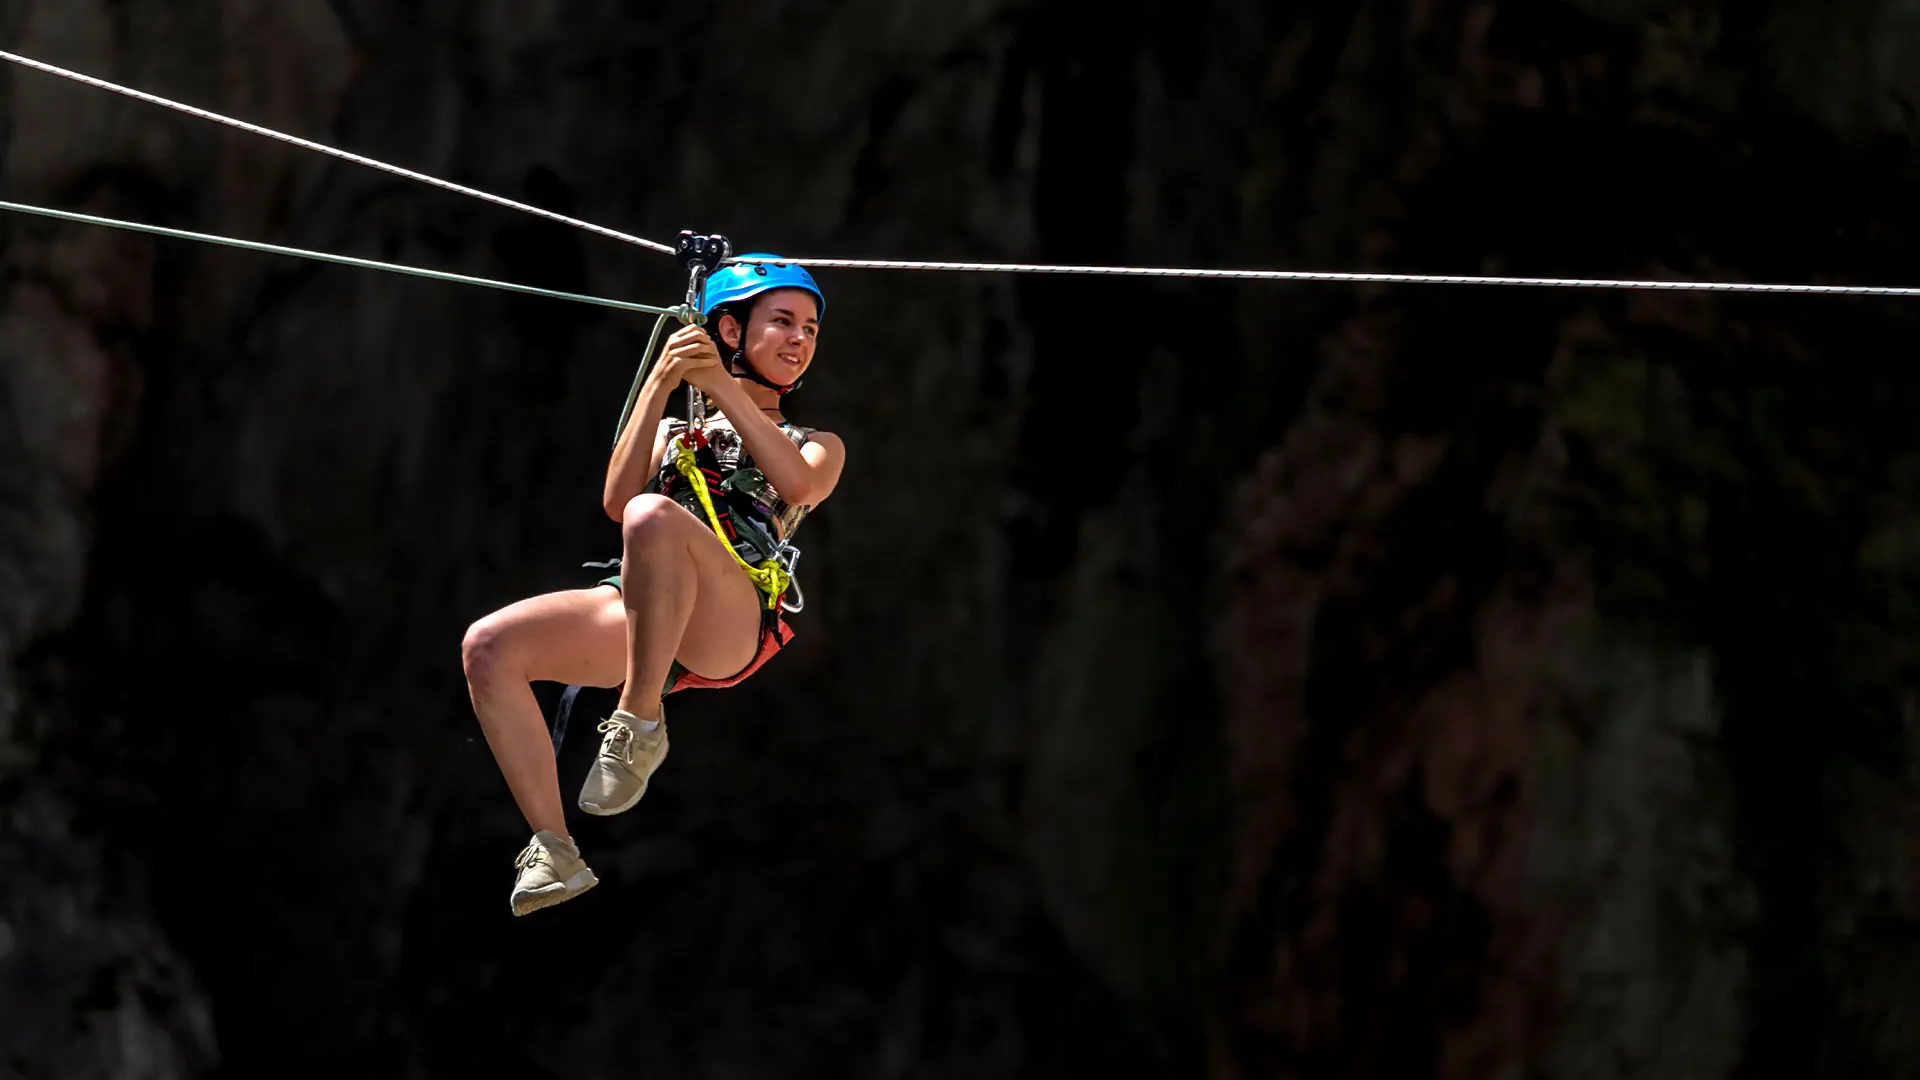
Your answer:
[576,743,668,817]
[510,868,599,917]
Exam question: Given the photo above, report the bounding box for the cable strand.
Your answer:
[0,48,675,256]
[727,255,1920,296]
[0,199,687,317]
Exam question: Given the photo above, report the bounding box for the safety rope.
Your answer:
[726,254,1920,296]
[8,49,1918,298]
[0,49,675,256]
[0,200,691,318]
[670,435,792,610]
[611,312,680,446]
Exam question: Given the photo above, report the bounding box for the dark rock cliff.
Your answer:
[4,2,1920,1078]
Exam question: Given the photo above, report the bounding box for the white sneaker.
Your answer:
[509,830,598,916]
[577,710,669,816]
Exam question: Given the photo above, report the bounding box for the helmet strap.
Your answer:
[729,357,803,397]
[710,306,803,397]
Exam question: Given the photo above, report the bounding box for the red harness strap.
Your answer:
[666,612,795,694]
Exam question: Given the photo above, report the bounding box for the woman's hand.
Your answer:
[657,324,728,392]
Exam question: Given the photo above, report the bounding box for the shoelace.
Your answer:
[514,842,550,872]
[596,717,635,765]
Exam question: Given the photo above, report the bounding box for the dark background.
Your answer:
[5,1,1920,1077]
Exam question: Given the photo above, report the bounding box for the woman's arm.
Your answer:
[701,376,847,508]
[602,329,698,520]
[599,417,676,521]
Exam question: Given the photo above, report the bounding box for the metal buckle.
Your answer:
[773,542,804,614]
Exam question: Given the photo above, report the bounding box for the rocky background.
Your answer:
[5,1,1920,1077]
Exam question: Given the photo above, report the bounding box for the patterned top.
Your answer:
[649,416,817,548]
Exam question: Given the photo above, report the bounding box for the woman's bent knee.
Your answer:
[461,614,516,683]
[462,590,630,692]
[622,493,692,552]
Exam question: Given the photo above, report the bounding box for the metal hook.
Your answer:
[768,541,804,614]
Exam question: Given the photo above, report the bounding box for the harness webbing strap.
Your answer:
[552,684,584,754]
[670,436,792,609]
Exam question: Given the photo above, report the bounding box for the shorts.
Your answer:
[594,562,794,695]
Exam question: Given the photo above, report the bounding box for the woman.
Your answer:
[461,257,846,916]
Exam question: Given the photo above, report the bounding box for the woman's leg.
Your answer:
[462,588,628,836]
[611,494,765,720]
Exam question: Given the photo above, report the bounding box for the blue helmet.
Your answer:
[700,255,825,322]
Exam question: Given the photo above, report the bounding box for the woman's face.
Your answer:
[722,287,820,388]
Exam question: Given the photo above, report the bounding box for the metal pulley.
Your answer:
[674,231,732,433]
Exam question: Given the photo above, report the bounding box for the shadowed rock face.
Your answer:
[5,2,1920,1078]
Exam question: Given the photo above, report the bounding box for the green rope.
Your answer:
[612,312,674,446]
[0,199,691,319]
[610,302,710,446]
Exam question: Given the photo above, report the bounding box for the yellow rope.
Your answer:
[672,436,791,610]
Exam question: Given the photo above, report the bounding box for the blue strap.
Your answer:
[552,684,583,756]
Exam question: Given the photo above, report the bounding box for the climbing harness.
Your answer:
[665,427,799,612]
[602,233,813,617]
[654,233,809,614]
